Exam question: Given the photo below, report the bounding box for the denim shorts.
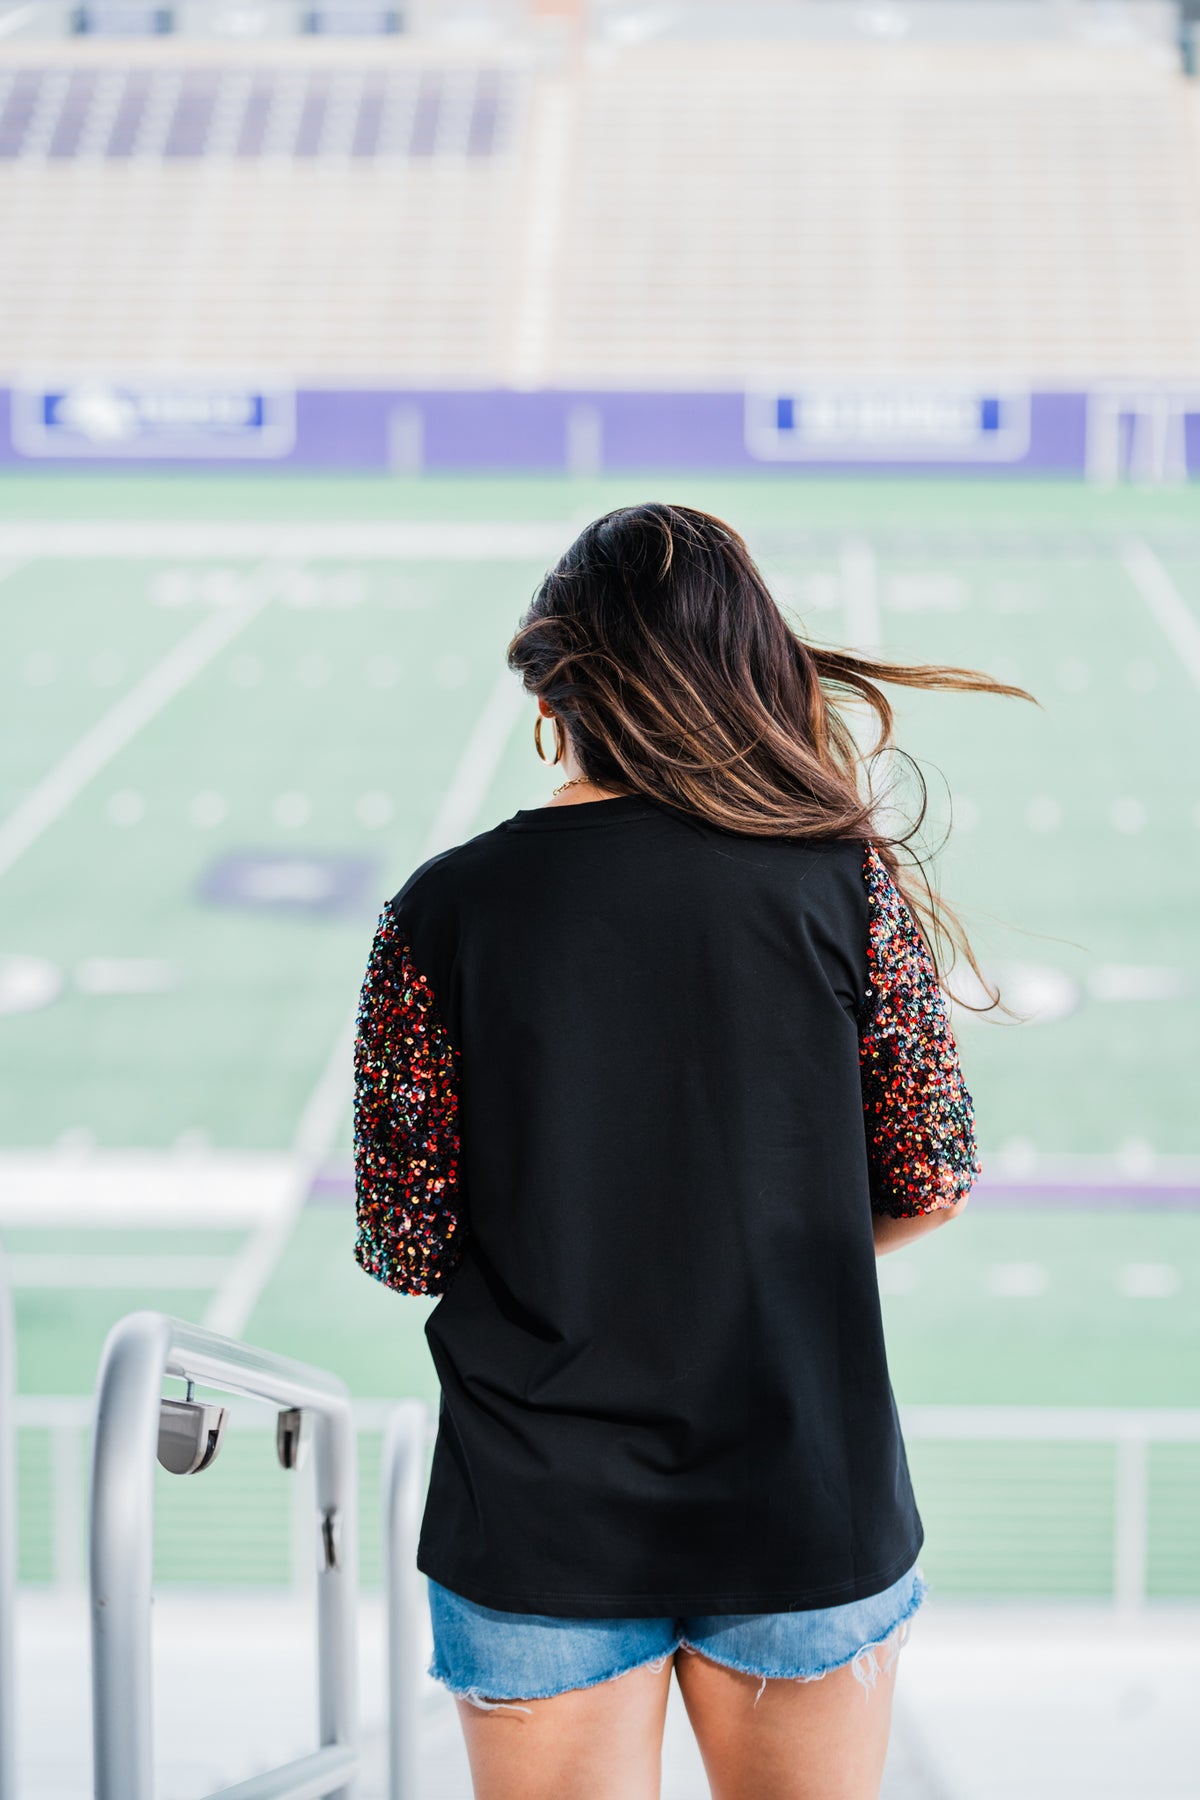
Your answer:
[427,1557,929,1712]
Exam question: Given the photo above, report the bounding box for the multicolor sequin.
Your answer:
[858,845,982,1218]
[352,901,466,1296]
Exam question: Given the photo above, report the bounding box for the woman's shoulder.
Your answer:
[783,833,874,936]
[693,821,871,891]
[385,818,513,918]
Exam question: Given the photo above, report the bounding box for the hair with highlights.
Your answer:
[507,502,1035,1008]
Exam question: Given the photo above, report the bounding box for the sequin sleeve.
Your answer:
[352,900,467,1296]
[857,845,981,1218]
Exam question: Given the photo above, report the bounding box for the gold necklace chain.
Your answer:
[552,776,609,798]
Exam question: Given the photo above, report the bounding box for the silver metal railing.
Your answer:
[902,1403,1200,1612]
[383,1401,429,1800]
[89,1311,359,1800]
[0,1247,16,1800]
[13,1396,1200,1604]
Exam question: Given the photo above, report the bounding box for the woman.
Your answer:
[353,503,1027,1800]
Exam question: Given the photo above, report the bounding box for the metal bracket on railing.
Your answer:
[383,1398,430,1800]
[89,1310,359,1800]
[157,1384,228,1476]
[0,1248,17,1800]
[277,1405,312,1473]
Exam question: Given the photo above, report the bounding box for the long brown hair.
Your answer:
[506,502,1035,1009]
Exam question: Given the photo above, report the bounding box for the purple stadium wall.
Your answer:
[0,382,1193,476]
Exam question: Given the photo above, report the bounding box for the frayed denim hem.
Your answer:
[428,1645,678,1713]
[678,1570,931,1708]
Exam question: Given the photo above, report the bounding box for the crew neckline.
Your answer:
[508,795,657,831]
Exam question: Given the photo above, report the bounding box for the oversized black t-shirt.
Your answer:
[352,794,979,1617]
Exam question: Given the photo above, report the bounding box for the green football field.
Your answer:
[1,472,1198,1597]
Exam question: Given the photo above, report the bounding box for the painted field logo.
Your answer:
[745,386,1030,462]
[196,852,380,919]
[11,381,295,459]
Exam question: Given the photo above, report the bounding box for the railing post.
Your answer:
[384,1400,429,1800]
[1114,1427,1149,1611]
[314,1399,358,1795]
[89,1310,359,1800]
[0,1248,17,1800]
[90,1310,172,1800]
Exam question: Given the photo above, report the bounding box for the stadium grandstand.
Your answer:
[0,0,1198,459]
[0,0,1198,1796]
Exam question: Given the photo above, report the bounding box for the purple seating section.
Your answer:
[0,64,514,160]
[0,70,37,157]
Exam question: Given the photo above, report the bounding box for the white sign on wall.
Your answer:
[745,385,1031,462]
[11,381,296,458]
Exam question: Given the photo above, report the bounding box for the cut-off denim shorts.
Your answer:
[427,1557,929,1712]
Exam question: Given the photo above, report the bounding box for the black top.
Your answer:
[352,794,979,1617]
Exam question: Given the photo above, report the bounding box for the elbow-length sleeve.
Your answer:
[857,844,982,1218]
[352,899,467,1296]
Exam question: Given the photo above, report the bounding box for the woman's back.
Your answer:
[354,790,974,1617]
[351,502,1024,1794]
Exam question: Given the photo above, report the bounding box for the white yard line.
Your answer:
[0,571,277,881]
[1120,538,1200,689]
[0,522,568,561]
[839,536,889,776]
[203,665,528,1338]
[5,1255,232,1290]
[0,1151,297,1227]
[202,1009,357,1338]
[839,537,881,657]
[420,666,528,857]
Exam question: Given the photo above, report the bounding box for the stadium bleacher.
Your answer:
[0,13,1197,383]
[557,40,1200,382]
[0,46,529,378]
[0,63,516,159]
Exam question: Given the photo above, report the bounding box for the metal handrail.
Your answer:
[902,1403,1200,1611]
[89,1311,358,1800]
[0,1247,16,1800]
[382,1400,429,1800]
[10,1394,1195,1606]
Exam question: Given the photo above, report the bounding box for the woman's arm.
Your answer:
[352,900,467,1297]
[872,1193,969,1257]
[857,844,981,1245]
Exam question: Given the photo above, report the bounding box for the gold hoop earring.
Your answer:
[535,714,568,766]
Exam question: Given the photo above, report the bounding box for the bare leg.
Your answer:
[673,1628,902,1800]
[454,1654,676,1800]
